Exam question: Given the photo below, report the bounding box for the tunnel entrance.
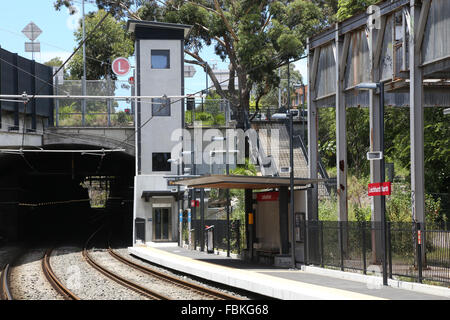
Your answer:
[0,145,135,245]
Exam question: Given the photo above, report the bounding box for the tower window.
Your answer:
[152,97,170,116]
[151,50,170,69]
[152,153,171,171]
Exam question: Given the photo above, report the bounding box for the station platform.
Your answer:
[127,245,450,300]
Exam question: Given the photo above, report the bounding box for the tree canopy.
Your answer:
[336,0,378,21]
[66,9,134,80]
[54,0,335,127]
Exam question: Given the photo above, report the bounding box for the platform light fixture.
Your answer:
[355,81,387,286]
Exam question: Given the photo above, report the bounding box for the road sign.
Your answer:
[368,182,391,196]
[25,42,40,53]
[367,151,383,160]
[112,57,130,76]
[22,22,42,41]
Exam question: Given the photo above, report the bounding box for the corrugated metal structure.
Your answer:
[306,0,449,227]
[0,46,54,131]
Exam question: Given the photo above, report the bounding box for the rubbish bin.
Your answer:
[205,225,214,253]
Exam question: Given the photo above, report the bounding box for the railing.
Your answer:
[182,219,243,254]
[54,79,135,127]
[303,221,450,286]
[56,111,134,127]
[185,98,231,127]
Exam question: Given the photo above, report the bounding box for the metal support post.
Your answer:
[379,81,388,286]
[187,208,192,249]
[362,221,367,274]
[409,0,426,233]
[335,25,348,223]
[81,0,87,127]
[107,74,112,127]
[287,61,296,268]
[307,42,319,222]
[200,188,205,252]
[368,25,383,265]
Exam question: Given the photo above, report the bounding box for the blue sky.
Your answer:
[0,0,307,98]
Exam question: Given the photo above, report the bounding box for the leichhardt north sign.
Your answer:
[368,182,392,196]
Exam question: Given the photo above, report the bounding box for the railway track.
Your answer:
[42,248,80,300]
[82,247,170,300]
[1,248,78,300]
[0,264,13,300]
[108,248,240,300]
[1,226,243,300]
[83,226,170,300]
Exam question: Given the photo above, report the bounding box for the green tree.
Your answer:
[255,63,303,112]
[337,0,379,21]
[68,9,134,80]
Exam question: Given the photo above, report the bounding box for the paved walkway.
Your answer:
[128,244,450,300]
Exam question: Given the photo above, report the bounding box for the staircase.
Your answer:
[251,121,332,198]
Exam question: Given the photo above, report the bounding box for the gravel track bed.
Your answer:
[9,248,63,300]
[90,249,215,300]
[51,246,146,300]
[114,248,251,300]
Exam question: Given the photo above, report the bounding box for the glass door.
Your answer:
[153,208,170,241]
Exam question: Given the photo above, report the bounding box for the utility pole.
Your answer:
[82,0,87,126]
[287,61,296,269]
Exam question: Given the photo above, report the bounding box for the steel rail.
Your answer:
[0,264,13,300]
[82,248,169,300]
[108,248,240,300]
[42,248,81,300]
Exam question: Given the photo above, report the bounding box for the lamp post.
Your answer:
[355,81,387,286]
[181,150,196,248]
[272,108,296,267]
[210,135,239,257]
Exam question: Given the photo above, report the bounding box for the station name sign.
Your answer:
[368,182,391,196]
[256,191,279,202]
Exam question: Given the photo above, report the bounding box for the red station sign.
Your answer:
[256,191,279,202]
[190,200,200,207]
[368,182,392,196]
[112,57,130,76]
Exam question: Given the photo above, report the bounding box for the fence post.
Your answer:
[237,220,241,255]
[362,221,366,275]
[339,221,344,271]
[304,220,308,265]
[320,221,324,268]
[387,222,392,279]
[416,222,423,283]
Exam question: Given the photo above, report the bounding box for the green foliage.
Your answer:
[68,9,134,80]
[337,0,379,21]
[230,158,257,177]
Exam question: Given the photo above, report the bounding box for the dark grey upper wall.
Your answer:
[0,47,54,118]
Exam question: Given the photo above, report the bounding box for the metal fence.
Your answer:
[303,221,450,285]
[54,79,134,127]
[185,98,231,127]
[182,218,243,254]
